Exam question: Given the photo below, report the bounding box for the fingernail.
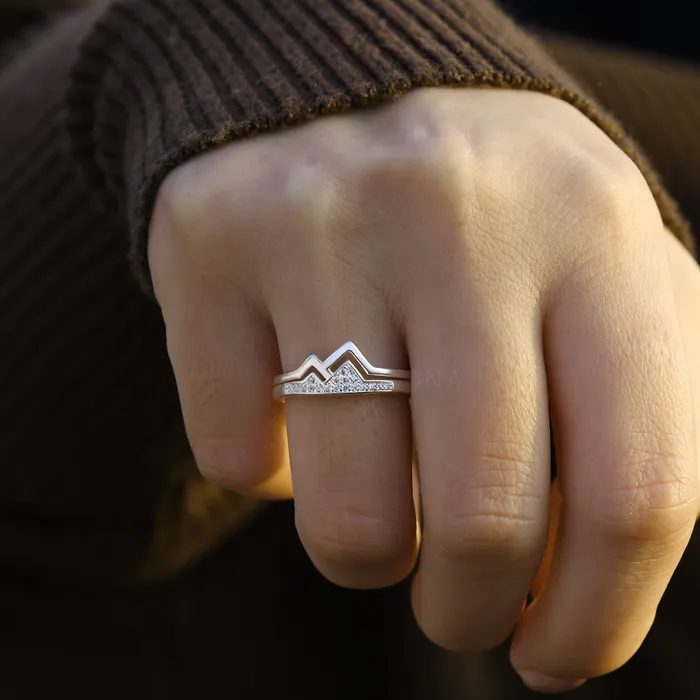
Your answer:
[518,671,585,693]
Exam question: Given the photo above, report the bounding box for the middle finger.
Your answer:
[407,257,551,652]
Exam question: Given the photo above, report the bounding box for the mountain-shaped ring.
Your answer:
[273,341,411,401]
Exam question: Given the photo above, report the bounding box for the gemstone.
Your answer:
[283,360,393,395]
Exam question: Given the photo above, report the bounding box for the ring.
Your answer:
[273,341,410,401]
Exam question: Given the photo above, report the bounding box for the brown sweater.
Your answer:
[0,0,697,585]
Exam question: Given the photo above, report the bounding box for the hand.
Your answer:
[148,88,699,691]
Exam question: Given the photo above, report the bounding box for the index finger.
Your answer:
[511,227,698,687]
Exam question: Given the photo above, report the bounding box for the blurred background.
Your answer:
[504,0,696,62]
[2,0,697,62]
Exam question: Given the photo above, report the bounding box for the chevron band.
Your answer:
[273,342,411,401]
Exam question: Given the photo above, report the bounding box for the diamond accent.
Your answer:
[283,360,394,396]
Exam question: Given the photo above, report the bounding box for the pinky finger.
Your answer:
[164,287,291,500]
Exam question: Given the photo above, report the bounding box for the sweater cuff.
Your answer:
[66,0,694,292]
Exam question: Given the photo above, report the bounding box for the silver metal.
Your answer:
[273,341,410,401]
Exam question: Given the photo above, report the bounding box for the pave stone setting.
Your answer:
[282,360,394,396]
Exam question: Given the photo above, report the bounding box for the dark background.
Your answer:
[1,2,697,62]
[503,0,697,62]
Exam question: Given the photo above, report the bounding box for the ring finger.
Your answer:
[271,268,417,589]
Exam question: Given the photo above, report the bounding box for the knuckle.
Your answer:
[531,145,660,282]
[281,154,340,229]
[152,150,267,286]
[558,149,656,239]
[338,119,473,272]
[591,445,697,543]
[390,90,467,158]
[394,120,466,174]
[435,514,540,563]
[276,153,361,273]
[156,158,219,236]
[435,456,546,561]
[352,101,471,204]
[192,435,267,492]
[299,506,410,566]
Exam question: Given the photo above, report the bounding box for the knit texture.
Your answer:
[0,7,258,583]
[66,0,694,294]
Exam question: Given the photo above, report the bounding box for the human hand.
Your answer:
[148,88,699,692]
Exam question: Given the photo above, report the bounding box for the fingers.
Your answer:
[405,262,551,652]
[151,222,291,499]
[664,229,700,481]
[149,101,700,687]
[271,272,417,589]
[511,231,698,685]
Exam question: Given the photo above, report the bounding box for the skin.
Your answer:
[148,88,700,693]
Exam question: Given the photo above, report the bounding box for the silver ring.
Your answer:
[273,341,410,401]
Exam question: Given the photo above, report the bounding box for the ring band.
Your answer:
[273,341,410,401]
